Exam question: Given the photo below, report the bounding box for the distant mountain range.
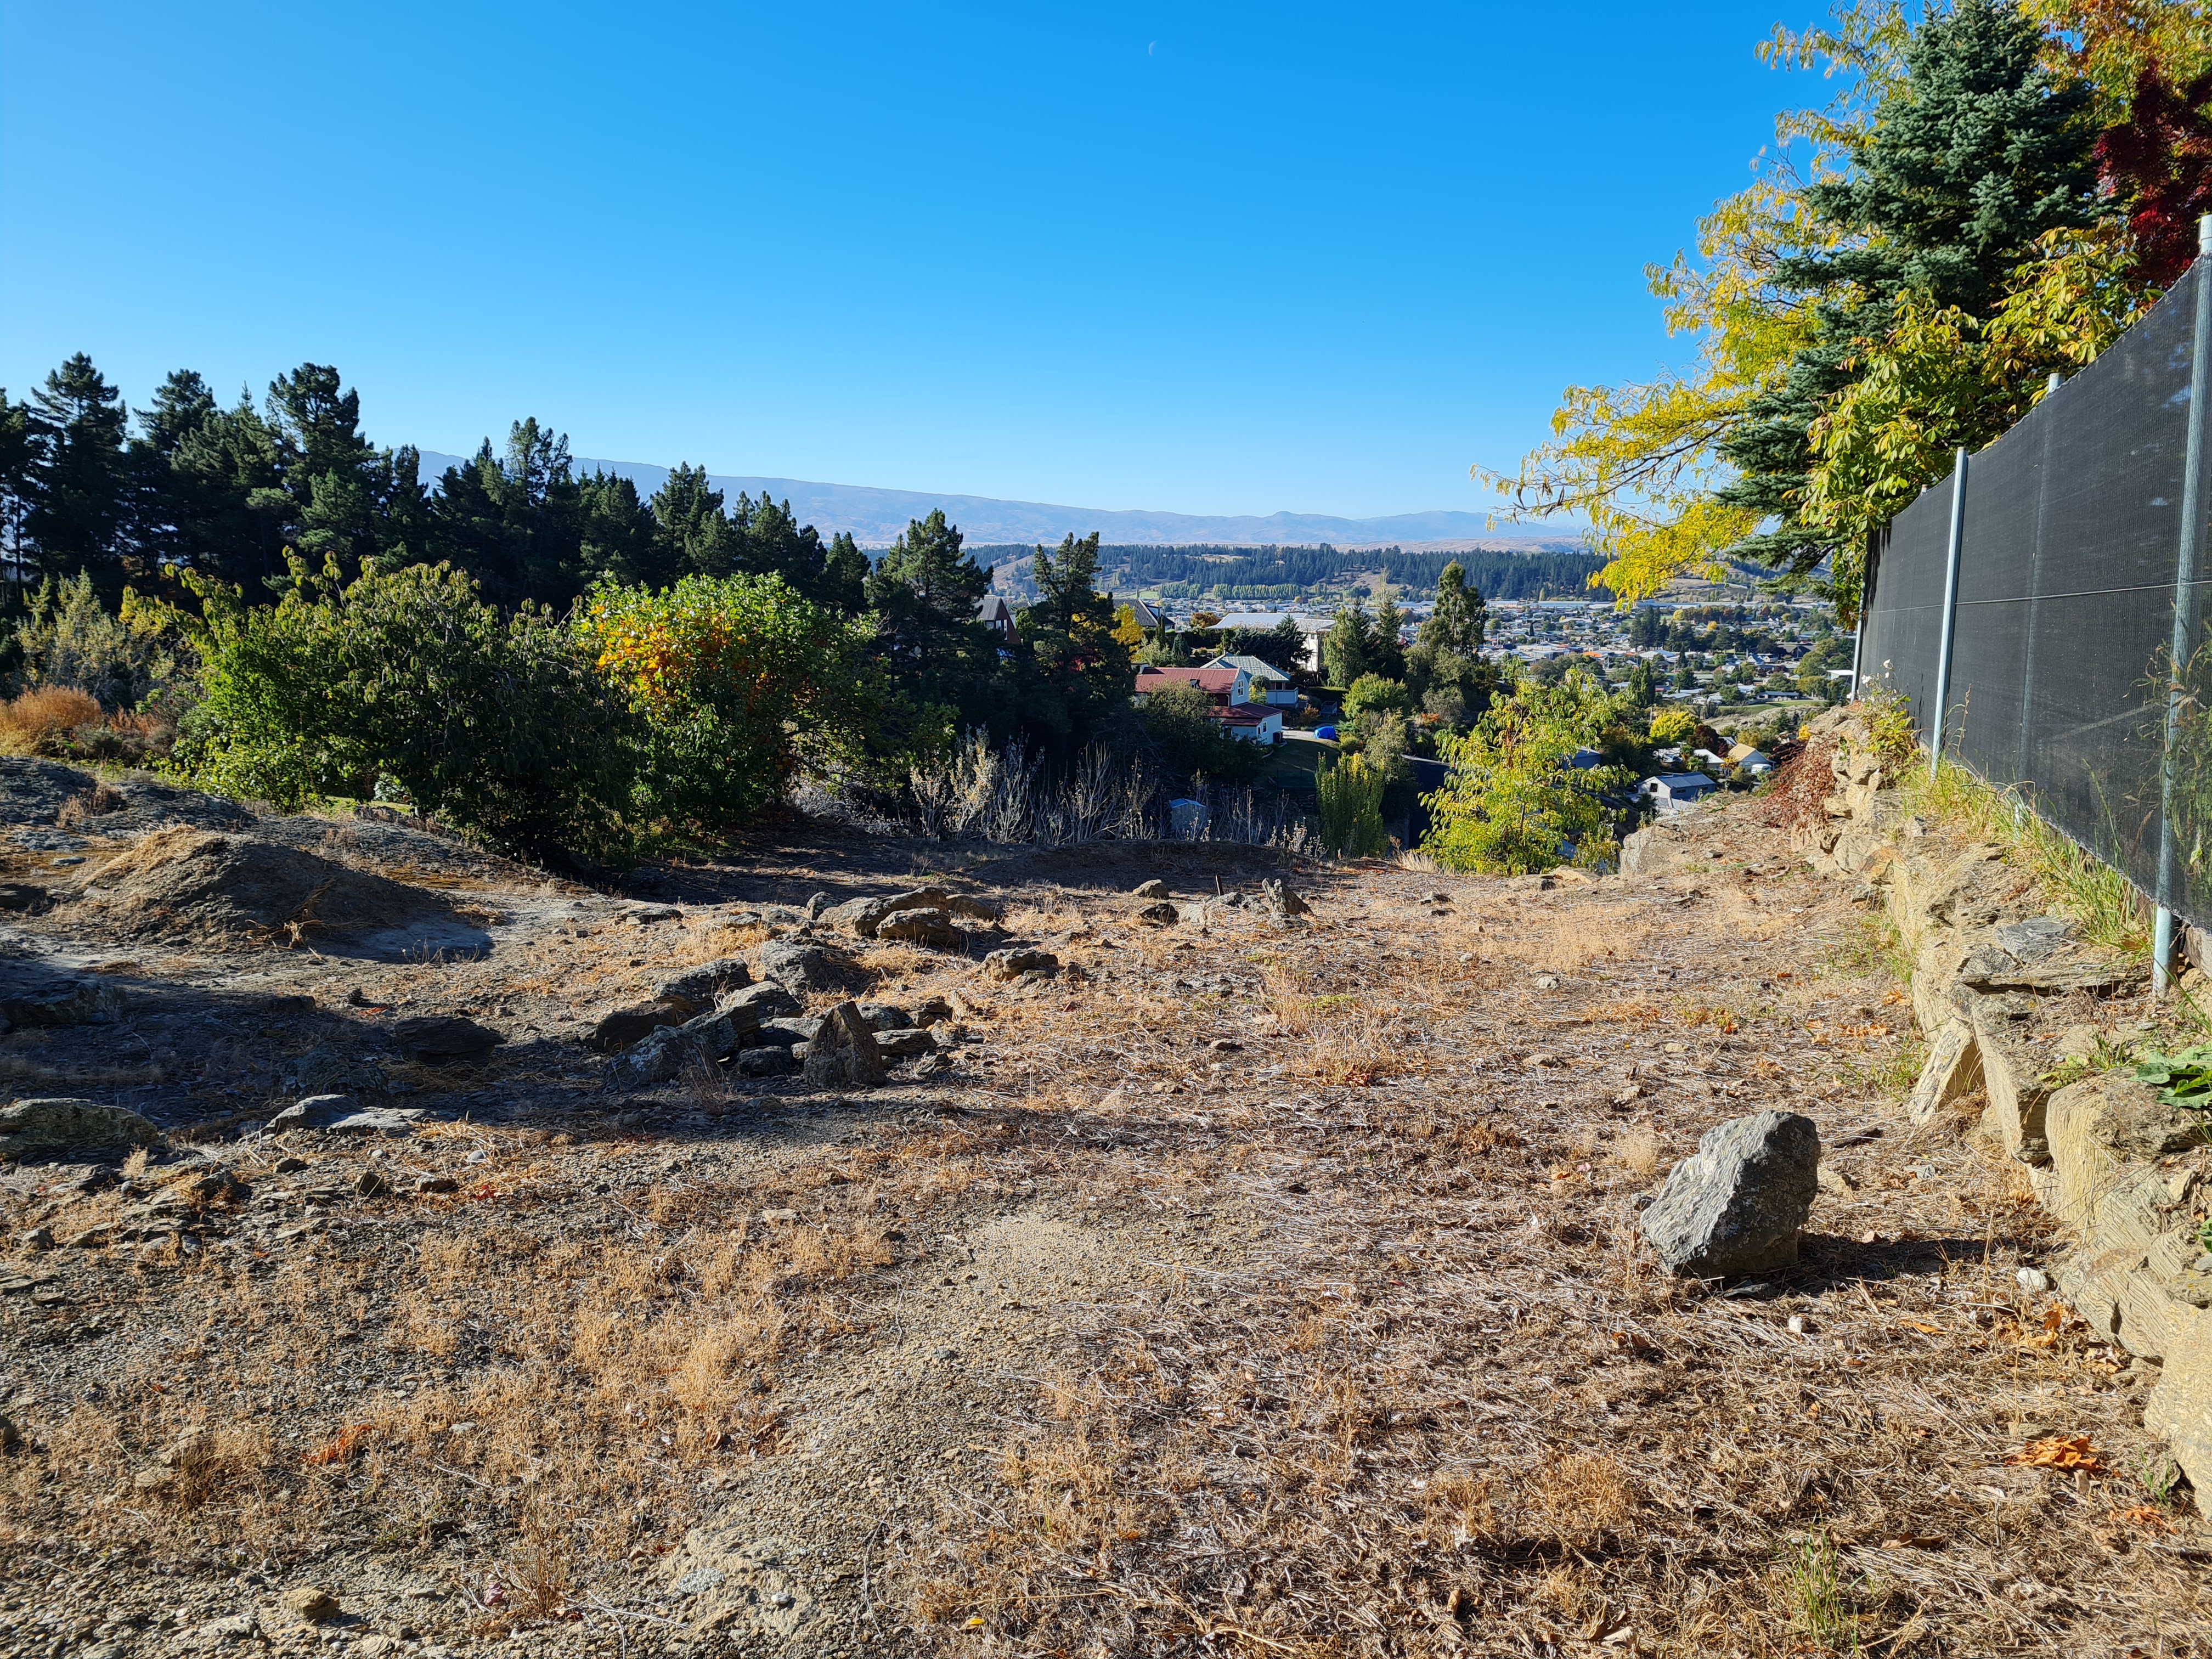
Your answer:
[413,452,1584,550]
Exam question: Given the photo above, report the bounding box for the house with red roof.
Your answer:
[1132,665,1283,743]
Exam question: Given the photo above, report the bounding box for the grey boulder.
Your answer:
[875,907,971,949]
[720,982,802,1022]
[615,996,772,1086]
[735,1046,799,1077]
[818,888,946,939]
[0,1098,164,1161]
[0,962,123,1028]
[983,947,1058,981]
[651,956,752,1016]
[802,1000,887,1089]
[1640,1109,1820,1278]
[585,1003,680,1053]
[756,937,862,995]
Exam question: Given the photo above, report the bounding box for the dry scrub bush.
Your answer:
[0,685,101,755]
[56,782,126,827]
[1613,1122,1662,1177]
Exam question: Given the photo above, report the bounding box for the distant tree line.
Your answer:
[0,356,868,613]
[967,543,1609,603]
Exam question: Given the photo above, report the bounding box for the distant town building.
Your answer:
[977,594,1017,643]
[1642,772,1718,808]
[1204,654,1299,705]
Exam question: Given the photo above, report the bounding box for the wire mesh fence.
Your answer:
[1858,257,2212,935]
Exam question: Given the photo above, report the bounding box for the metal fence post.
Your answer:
[2154,213,2212,996]
[1929,446,1970,784]
[1849,530,1870,696]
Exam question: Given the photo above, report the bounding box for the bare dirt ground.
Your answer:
[2,759,2208,1658]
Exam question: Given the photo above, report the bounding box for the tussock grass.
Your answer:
[1895,756,2150,956]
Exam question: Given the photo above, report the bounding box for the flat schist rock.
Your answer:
[1620,826,1697,879]
[663,1534,815,1640]
[0,1097,163,1159]
[268,1094,424,1136]
[0,960,125,1029]
[756,936,866,994]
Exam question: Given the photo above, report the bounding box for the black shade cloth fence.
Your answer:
[1858,257,2212,935]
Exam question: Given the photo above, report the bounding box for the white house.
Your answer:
[1204,654,1299,706]
[1642,772,1718,808]
[1214,703,1284,743]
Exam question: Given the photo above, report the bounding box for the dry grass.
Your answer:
[3,820,2205,1656]
[1613,1121,1662,1177]
[0,685,101,755]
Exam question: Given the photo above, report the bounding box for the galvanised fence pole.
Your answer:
[1929,446,1970,785]
[2154,213,2212,996]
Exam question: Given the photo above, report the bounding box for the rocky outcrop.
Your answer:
[1798,702,2212,1492]
[0,962,127,1029]
[819,887,1002,941]
[651,957,753,1016]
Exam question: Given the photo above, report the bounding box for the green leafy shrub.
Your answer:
[1317,752,1388,857]
[1342,673,1413,726]
[1420,670,1634,874]
[174,558,636,858]
[2133,1045,2212,1111]
[579,572,875,835]
[13,572,184,713]
[1136,681,1263,784]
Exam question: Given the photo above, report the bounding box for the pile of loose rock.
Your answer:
[581,883,1023,1091]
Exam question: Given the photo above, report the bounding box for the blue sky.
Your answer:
[2,2,1807,521]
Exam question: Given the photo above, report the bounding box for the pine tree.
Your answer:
[25,353,132,593]
[1416,561,1488,658]
[1368,596,1409,682]
[575,471,664,590]
[1013,531,1131,749]
[819,531,869,613]
[1406,560,1496,727]
[160,388,288,588]
[651,464,740,579]
[1322,600,1373,687]
[864,509,1003,729]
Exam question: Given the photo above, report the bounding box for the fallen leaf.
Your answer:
[2005,1435,2104,1473]
[1899,1320,1944,1335]
[2113,1504,2174,1533]
[1880,1533,1946,1549]
[303,1422,377,1466]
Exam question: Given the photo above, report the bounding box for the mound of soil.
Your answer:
[58,826,459,949]
[0,756,252,838]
